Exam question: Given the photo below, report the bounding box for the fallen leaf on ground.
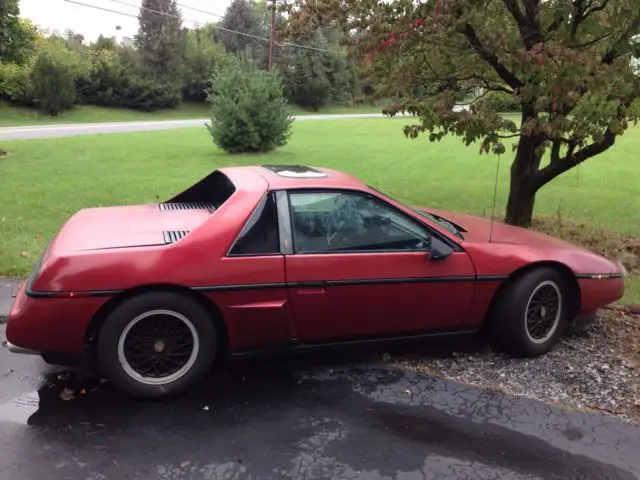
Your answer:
[20,251,29,258]
[59,388,75,401]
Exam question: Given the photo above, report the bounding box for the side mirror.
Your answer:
[429,241,453,261]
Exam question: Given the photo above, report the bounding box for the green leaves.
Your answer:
[0,2,37,65]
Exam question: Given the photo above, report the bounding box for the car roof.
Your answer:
[219,165,369,191]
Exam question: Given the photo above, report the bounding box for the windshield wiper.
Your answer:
[415,209,465,240]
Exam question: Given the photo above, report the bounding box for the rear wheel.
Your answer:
[490,267,568,357]
[96,292,217,398]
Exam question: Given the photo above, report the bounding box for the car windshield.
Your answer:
[367,185,465,240]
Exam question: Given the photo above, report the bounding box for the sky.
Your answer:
[19,0,233,42]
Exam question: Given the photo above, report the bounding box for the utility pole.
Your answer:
[268,0,276,71]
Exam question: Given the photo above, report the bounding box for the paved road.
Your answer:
[1,324,639,480]
[0,113,394,141]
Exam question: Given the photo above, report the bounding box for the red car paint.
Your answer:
[6,165,625,357]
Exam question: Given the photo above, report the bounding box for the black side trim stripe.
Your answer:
[289,275,504,288]
[26,273,622,299]
[26,275,510,298]
[191,283,287,292]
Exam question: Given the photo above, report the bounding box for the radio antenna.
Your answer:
[488,152,501,243]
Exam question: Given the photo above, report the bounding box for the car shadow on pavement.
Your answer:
[27,333,490,418]
[9,336,637,480]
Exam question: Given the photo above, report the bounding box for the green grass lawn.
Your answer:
[0,102,384,127]
[0,117,638,303]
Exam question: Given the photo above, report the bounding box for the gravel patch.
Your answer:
[388,310,640,423]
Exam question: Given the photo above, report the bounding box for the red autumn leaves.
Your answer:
[364,16,425,63]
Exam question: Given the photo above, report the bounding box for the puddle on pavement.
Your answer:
[0,369,107,426]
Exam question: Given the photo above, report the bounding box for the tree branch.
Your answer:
[602,18,640,64]
[549,140,561,166]
[462,23,524,89]
[503,0,526,30]
[504,0,543,48]
[583,0,609,18]
[572,32,613,49]
[546,13,566,35]
[570,0,609,38]
[534,130,615,188]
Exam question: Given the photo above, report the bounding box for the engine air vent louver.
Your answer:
[163,230,190,244]
[159,202,214,212]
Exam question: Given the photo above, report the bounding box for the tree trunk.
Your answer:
[505,180,536,227]
[504,130,544,227]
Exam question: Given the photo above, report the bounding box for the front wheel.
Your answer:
[490,268,568,357]
[96,292,217,398]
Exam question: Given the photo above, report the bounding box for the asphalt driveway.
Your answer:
[1,323,639,480]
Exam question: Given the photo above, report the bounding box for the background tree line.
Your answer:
[0,0,379,116]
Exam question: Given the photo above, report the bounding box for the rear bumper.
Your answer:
[5,280,109,356]
[5,340,40,355]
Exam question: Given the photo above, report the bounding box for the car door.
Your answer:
[202,192,297,351]
[284,189,476,343]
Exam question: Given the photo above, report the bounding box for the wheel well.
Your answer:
[484,261,581,326]
[83,284,230,356]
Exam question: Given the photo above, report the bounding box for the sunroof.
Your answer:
[262,165,329,178]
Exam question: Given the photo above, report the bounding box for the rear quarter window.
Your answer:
[229,193,280,256]
[166,170,236,209]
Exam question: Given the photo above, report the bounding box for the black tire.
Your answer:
[96,291,217,399]
[490,267,568,357]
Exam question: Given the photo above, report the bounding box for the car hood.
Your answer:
[421,208,586,249]
[419,208,624,275]
[48,204,211,254]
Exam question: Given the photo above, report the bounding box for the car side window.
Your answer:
[229,193,280,256]
[289,191,430,254]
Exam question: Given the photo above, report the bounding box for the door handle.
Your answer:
[290,281,327,295]
[296,287,326,295]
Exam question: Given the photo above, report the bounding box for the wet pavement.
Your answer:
[0,279,20,323]
[1,324,640,480]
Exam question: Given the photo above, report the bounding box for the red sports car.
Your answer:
[6,165,625,398]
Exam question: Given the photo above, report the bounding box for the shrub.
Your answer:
[290,74,331,111]
[122,75,181,111]
[477,91,521,112]
[181,29,232,103]
[0,61,32,104]
[206,53,293,154]
[282,31,351,111]
[75,48,127,107]
[76,48,181,111]
[29,43,84,115]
